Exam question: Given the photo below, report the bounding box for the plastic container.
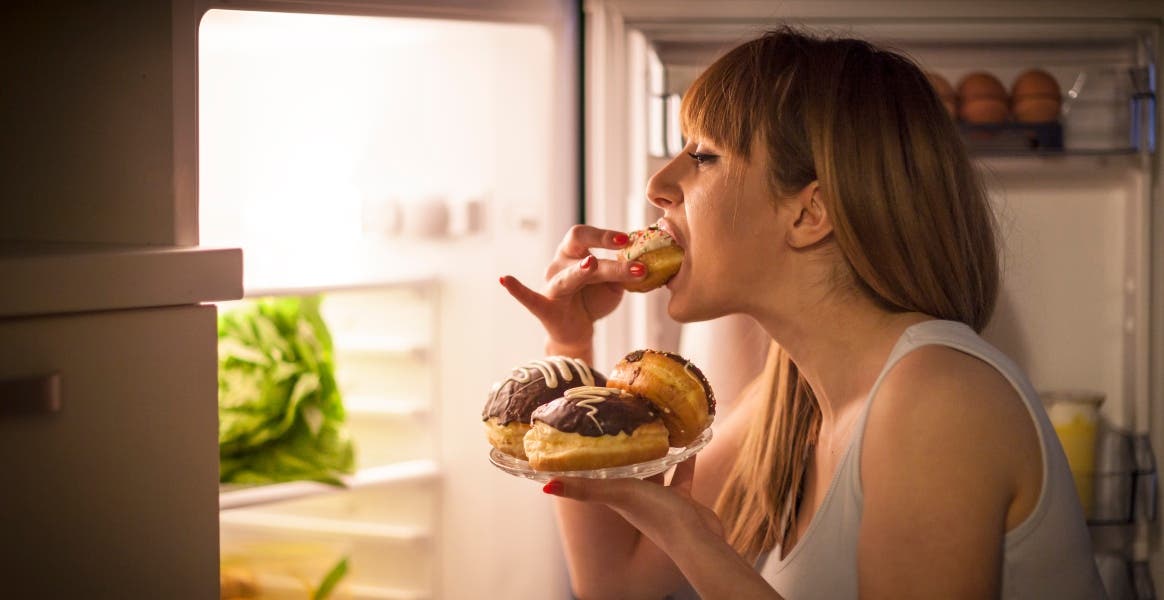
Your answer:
[1041,390,1105,517]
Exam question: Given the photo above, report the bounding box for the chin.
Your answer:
[666,290,730,323]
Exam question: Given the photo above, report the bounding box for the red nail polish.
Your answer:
[579,255,596,270]
[543,480,563,495]
[629,263,646,277]
[499,276,507,285]
[612,233,629,246]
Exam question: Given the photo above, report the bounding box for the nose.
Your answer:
[646,156,683,211]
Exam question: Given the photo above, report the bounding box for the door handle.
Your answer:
[0,372,61,417]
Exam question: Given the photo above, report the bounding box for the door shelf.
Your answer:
[1086,432,1157,528]
[1095,554,1156,600]
[220,459,439,511]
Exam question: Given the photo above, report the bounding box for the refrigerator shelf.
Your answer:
[219,459,440,511]
[344,394,429,419]
[333,334,429,359]
[242,275,437,300]
[221,510,431,543]
[233,571,432,600]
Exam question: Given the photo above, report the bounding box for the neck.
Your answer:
[752,289,929,429]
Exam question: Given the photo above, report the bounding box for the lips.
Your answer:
[654,219,686,251]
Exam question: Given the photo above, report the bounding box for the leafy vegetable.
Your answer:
[218,296,355,485]
[312,556,350,600]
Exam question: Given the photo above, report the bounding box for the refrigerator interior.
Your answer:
[200,7,578,599]
[589,12,1159,599]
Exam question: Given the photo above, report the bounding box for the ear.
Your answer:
[786,181,834,249]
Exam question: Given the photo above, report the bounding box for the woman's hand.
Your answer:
[544,457,782,600]
[543,457,724,558]
[499,225,645,354]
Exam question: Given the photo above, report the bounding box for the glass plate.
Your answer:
[489,427,713,483]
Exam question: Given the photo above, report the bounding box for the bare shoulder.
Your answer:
[862,344,1041,501]
[871,343,1032,438]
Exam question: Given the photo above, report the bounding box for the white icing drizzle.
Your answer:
[490,356,597,404]
[681,360,703,392]
[563,386,624,434]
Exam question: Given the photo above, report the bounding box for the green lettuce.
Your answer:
[218,296,355,485]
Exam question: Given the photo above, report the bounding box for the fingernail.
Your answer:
[628,263,646,277]
[498,276,507,285]
[612,233,629,246]
[579,255,596,270]
[543,480,563,495]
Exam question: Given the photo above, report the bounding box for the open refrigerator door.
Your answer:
[199,3,579,598]
[584,2,1161,598]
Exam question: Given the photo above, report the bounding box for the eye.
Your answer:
[687,151,719,166]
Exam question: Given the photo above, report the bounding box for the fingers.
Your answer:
[499,275,550,315]
[544,255,644,299]
[668,456,697,493]
[543,477,641,506]
[556,225,631,259]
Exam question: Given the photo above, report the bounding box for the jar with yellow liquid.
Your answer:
[1041,390,1105,518]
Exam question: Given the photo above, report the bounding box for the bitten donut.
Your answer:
[620,225,684,293]
[524,386,670,471]
[607,350,715,447]
[483,356,605,460]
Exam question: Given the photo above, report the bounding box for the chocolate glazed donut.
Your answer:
[523,386,670,471]
[483,356,606,460]
[607,350,715,447]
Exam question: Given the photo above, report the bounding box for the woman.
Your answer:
[500,28,1104,599]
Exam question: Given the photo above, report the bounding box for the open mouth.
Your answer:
[654,219,685,251]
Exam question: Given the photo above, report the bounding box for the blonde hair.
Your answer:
[684,28,1000,559]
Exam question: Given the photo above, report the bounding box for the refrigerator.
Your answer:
[587,3,1164,599]
[198,4,581,598]
[0,1,1160,599]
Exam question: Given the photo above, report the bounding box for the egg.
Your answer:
[957,71,1009,124]
[1011,69,1062,123]
[925,71,958,118]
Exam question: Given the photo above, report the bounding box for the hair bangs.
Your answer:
[679,44,764,158]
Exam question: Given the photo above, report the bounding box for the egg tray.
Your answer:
[957,121,1064,153]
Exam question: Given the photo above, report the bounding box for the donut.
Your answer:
[524,386,670,471]
[483,356,606,460]
[607,349,715,447]
[620,225,684,292]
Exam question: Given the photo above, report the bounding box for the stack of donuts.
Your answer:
[482,351,716,471]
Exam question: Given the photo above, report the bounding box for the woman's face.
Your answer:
[645,136,794,322]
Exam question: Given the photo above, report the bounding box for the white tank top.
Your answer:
[754,319,1107,599]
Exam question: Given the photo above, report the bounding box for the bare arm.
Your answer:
[501,224,778,598]
[550,366,769,599]
[858,346,1042,599]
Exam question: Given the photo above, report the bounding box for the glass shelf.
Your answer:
[219,459,440,511]
[220,510,431,543]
